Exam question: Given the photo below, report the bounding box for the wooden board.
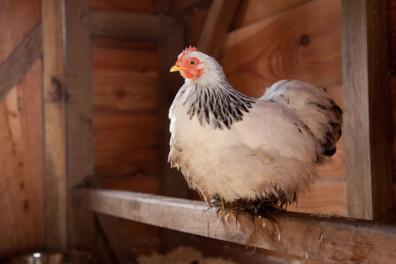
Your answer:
[342,0,394,220]
[219,0,345,216]
[0,61,43,258]
[64,0,96,249]
[99,176,161,256]
[93,69,158,113]
[41,0,69,250]
[388,0,396,69]
[0,23,42,102]
[0,0,41,258]
[92,48,160,177]
[91,0,162,13]
[388,1,396,188]
[288,179,347,216]
[90,10,163,40]
[233,0,313,29]
[76,189,396,264]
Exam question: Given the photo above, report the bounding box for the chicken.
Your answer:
[168,46,342,214]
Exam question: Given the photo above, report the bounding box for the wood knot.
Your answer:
[47,77,64,102]
[114,88,126,99]
[300,34,309,46]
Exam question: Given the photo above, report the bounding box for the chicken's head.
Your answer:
[170,46,205,79]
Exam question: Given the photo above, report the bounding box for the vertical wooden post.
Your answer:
[41,0,95,250]
[158,16,189,250]
[64,0,96,249]
[41,0,67,250]
[342,0,394,220]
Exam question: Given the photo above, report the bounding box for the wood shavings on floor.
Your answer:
[137,246,236,264]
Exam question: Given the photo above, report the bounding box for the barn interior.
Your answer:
[0,0,396,263]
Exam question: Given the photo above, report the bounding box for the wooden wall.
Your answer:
[0,0,43,259]
[389,0,396,216]
[221,0,345,216]
[90,0,163,255]
[0,0,395,260]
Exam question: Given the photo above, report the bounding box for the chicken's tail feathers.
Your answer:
[261,80,343,162]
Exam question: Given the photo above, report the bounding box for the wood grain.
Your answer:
[342,0,394,220]
[0,61,43,258]
[219,0,345,215]
[197,0,240,58]
[76,189,396,264]
[233,0,313,29]
[388,0,396,69]
[64,0,96,249]
[93,69,158,113]
[99,176,161,256]
[41,0,67,250]
[164,0,211,16]
[0,0,41,258]
[92,48,160,177]
[91,10,164,40]
[288,179,347,216]
[157,16,191,250]
[91,0,162,14]
[0,23,42,102]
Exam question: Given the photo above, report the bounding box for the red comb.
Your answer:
[177,45,197,63]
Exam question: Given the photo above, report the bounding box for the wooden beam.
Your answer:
[157,16,189,250]
[197,0,240,58]
[164,0,212,16]
[96,214,138,264]
[75,189,396,264]
[342,0,394,220]
[0,23,42,103]
[64,0,96,249]
[90,10,163,40]
[41,0,67,250]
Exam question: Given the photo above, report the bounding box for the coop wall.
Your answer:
[0,0,396,260]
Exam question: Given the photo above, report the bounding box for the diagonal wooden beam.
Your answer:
[75,189,396,264]
[342,0,394,220]
[0,23,42,102]
[197,0,240,58]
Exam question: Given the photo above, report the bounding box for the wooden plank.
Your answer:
[0,0,42,258]
[91,0,162,14]
[90,10,163,40]
[96,213,138,264]
[91,48,158,113]
[157,16,189,250]
[0,23,42,102]
[75,189,396,264]
[342,0,394,220]
[288,179,347,216]
[220,0,345,216]
[164,0,211,16]
[63,0,96,249]
[197,0,240,58]
[0,61,43,259]
[388,0,396,69]
[233,0,312,29]
[41,0,67,251]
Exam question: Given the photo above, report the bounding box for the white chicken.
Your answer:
[169,46,342,213]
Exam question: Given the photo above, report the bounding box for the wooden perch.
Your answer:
[0,23,42,102]
[197,0,240,58]
[75,189,396,264]
[91,10,167,40]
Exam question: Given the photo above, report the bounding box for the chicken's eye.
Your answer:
[190,60,195,65]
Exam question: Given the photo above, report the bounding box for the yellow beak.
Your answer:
[170,65,186,72]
